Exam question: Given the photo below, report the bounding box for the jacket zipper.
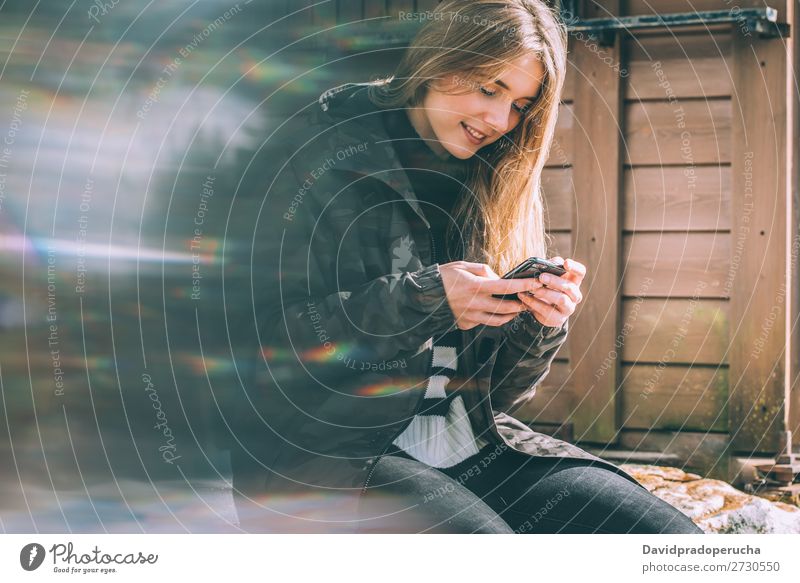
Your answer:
[361,447,387,495]
[361,394,425,496]
[361,340,434,496]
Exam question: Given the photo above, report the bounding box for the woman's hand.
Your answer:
[516,257,585,328]
[439,261,540,330]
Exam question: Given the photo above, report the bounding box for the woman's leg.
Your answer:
[355,453,514,533]
[440,448,703,534]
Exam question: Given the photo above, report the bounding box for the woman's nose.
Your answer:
[483,101,512,135]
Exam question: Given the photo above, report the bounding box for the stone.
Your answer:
[621,463,800,534]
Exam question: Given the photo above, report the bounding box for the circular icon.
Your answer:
[20,543,46,571]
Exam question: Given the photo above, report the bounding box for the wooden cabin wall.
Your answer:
[531,5,737,462]
[522,1,795,478]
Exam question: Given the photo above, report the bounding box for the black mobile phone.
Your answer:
[492,257,567,300]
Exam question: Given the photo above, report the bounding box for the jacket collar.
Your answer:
[315,83,431,228]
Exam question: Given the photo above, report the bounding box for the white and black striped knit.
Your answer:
[392,328,490,468]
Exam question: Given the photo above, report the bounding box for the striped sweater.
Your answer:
[392,328,490,468]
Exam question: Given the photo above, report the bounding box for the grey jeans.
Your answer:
[355,444,704,534]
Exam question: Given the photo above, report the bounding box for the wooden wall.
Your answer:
[521,0,796,473]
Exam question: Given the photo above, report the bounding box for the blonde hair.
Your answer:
[367,0,567,275]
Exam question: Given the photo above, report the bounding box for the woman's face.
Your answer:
[412,53,546,160]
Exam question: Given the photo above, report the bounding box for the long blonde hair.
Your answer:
[367,0,567,275]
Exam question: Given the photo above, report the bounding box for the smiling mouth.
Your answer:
[461,122,488,143]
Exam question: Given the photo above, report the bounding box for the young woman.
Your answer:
[231,0,703,534]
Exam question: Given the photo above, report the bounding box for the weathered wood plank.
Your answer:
[546,232,572,264]
[728,30,789,454]
[626,33,732,100]
[542,168,572,230]
[622,232,730,298]
[790,0,800,449]
[624,99,731,165]
[568,0,624,444]
[620,298,729,365]
[613,429,731,480]
[545,103,573,167]
[621,364,728,431]
[547,230,571,251]
[562,38,575,102]
[623,166,731,231]
[627,56,731,100]
[627,31,732,62]
[625,31,733,100]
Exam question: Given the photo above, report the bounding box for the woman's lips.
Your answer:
[461,122,486,145]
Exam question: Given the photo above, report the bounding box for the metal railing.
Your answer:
[563,5,787,46]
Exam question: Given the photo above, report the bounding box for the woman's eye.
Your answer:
[513,102,533,115]
[479,86,496,96]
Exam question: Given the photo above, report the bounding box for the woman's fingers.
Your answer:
[520,294,565,326]
[456,310,518,329]
[537,273,582,304]
[561,257,586,285]
[535,287,575,313]
[470,296,526,315]
[441,259,582,328]
[481,276,542,296]
[518,288,573,316]
[458,261,500,279]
